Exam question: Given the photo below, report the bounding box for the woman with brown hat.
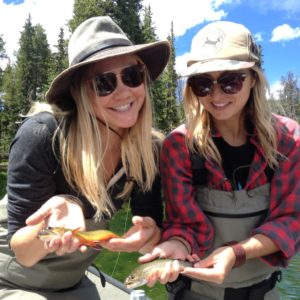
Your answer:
[0,16,170,299]
[139,21,300,299]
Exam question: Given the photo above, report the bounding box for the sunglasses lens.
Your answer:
[94,64,145,97]
[188,72,247,97]
[95,73,117,96]
[188,76,212,97]
[219,73,246,94]
[122,65,145,88]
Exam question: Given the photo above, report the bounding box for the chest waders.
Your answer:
[168,184,281,300]
[0,215,108,300]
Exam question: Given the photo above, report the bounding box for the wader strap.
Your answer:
[88,264,106,288]
[224,271,282,300]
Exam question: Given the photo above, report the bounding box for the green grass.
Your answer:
[0,173,167,299]
[94,204,167,300]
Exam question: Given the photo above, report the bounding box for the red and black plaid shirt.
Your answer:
[160,114,300,267]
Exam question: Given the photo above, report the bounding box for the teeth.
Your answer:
[213,102,227,107]
[113,103,131,111]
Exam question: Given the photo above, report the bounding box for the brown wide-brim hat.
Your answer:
[46,16,170,110]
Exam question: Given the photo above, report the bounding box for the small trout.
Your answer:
[124,259,193,289]
[37,227,120,250]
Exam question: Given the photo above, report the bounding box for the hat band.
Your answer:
[73,42,132,65]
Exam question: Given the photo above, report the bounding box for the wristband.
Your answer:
[223,241,246,268]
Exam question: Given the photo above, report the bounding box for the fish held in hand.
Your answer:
[37,227,120,250]
[124,258,193,289]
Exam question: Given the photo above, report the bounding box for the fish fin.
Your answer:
[89,244,102,251]
[71,227,81,234]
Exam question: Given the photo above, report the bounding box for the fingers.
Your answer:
[132,216,155,227]
[102,238,136,252]
[26,205,51,225]
[160,260,180,284]
[186,253,200,263]
[44,232,81,256]
[193,255,214,268]
[182,266,226,284]
[146,260,181,287]
[26,196,85,229]
[138,252,161,263]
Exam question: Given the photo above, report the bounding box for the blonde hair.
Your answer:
[183,65,279,169]
[28,60,162,220]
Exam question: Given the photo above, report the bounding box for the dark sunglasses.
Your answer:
[93,64,145,97]
[187,72,247,97]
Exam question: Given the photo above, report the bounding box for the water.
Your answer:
[278,254,300,299]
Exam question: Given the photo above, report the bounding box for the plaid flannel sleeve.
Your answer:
[160,131,214,255]
[252,116,300,267]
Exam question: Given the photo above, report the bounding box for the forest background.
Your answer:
[0,0,299,154]
[0,0,299,299]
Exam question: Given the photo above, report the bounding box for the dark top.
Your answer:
[7,112,163,240]
[214,137,254,189]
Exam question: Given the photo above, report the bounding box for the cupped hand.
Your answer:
[182,246,236,284]
[26,195,86,255]
[136,239,190,287]
[100,216,161,253]
[139,239,188,263]
[147,259,182,287]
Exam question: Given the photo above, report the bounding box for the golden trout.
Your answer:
[37,227,120,250]
[124,259,193,289]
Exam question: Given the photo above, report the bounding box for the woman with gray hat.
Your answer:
[0,16,170,299]
[139,21,300,299]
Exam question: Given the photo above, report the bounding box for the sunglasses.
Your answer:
[93,64,145,97]
[187,72,247,97]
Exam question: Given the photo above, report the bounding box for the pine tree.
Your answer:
[15,15,37,113]
[141,5,169,131]
[33,24,52,99]
[69,0,115,33]
[51,27,68,81]
[0,34,7,91]
[165,22,180,130]
[113,0,143,43]
[1,63,19,152]
[278,72,300,122]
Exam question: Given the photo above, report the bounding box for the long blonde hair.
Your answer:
[28,61,162,220]
[183,65,279,169]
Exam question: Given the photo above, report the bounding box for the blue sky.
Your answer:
[1,0,300,96]
[173,1,300,91]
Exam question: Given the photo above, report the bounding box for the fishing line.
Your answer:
[110,197,131,278]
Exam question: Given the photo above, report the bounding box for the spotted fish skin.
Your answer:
[124,258,193,289]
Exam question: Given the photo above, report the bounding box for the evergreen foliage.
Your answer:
[278,72,300,122]
[0,3,299,155]
[50,27,68,82]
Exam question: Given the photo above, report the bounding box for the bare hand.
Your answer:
[139,239,188,263]
[182,246,236,284]
[101,216,160,253]
[147,259,182,287]
[137,239,190,287]
[26,195,86,255]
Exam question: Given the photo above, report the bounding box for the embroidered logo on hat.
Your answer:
[191,27,225,62]
[181,21,260,77]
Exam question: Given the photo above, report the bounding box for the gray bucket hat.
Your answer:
[181,21,260,77]
[46,16,170,109]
